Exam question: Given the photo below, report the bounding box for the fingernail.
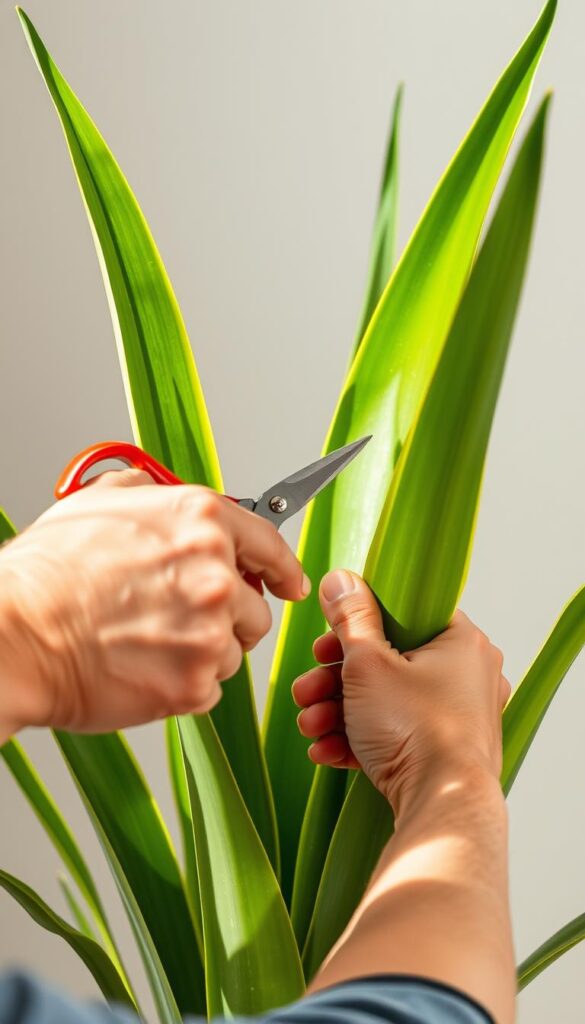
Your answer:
[320,569,356,604]
[302,573,312,597]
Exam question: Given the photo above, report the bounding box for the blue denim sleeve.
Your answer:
[0,972,494,1024]
[246,975,494,1024]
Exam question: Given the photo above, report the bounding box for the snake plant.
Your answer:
[2,3,583,1020]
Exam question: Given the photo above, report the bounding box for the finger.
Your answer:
[193,685,223,713]
[222,501,310,602]
[89,468,154,489]
[319,570,387,656]
[500,674,512,709]
[297,699,344,738]
[178,662,223,715]
[232,576,273,651]
[491,644,504,672]
[217,637,244,683]
[292,665,342,707]
[308,733,359,769]
[313,631,344,664]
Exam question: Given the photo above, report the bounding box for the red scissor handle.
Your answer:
[55,441,185,497]
[55,441,263,593]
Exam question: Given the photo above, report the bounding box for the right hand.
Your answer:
[293,569,510,811]
[0,470,310,735]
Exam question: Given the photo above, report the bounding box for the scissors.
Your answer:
[55,436,371,593]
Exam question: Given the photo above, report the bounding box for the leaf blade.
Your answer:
[270,0,556,906]
[502,584,585,795]
[350,84,403,361]
[367,94,551,644]
[16,8,220,487]
[1,738,122,970]
[0,509,16,544]
[165,716,203,952]
[55,730,204,1017]
[303,92,551,979]
[517,913,585,990]
[18,7,277,867]
[178,714,304,1017]
[58,874,99,942]
[0,869,135,1011]
[302,779,393,977]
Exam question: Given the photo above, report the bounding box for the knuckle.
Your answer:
[218,644,243,682]
[186,619,222,661]
[492,644,504,669]
[471,626,490,649]
[331,601,369,633]
[171,522,232,563]
[201,564,237,606]
[175,486,223,523]
[260,599,273,634]
[204,523,232,560]
[244,602,272,649]
[175,668,218,714]
[168,559,237,611]
[249,593,273,633]
[202,619,231,657]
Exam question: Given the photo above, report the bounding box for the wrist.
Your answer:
[388,754,505,826]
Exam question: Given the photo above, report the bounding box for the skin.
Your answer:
[0,470,309,741]
[293,569,515,1024]
[0,483,514,1022]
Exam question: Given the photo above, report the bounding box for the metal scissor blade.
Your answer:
[251,435,372,528]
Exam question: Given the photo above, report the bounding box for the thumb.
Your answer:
[319,570,387,654]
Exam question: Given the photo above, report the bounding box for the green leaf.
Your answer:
[0,869,135,1010]
[17,6,219,488]
[1,738,123,971]
[517,913,585,990]
[0,509,16,544]
[290,766,347,947]
[178,714,304,1017]
[96,825,183,1024]
[502,585,585,795]
[302,779,393,977]
[18,7,277,868]
[165,716,203,951]
[302,92,551,980]
[350,84,402,362]
[210,666,279,872]
[367,94,550,645]
[58,874,99,942]
[0,519,134,983]
[55,730,204,1018]
[264,0,556,903]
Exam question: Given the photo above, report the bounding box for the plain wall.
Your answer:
[0,1,583,1021]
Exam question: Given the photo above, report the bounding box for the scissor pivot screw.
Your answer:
[269,495,288,514]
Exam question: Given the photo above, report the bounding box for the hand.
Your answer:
[293,569,510,811]
[0,471,310,737]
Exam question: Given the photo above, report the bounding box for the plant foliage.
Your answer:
[2,2,584,1019]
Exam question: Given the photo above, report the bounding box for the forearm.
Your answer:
[309,764,515,1024]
